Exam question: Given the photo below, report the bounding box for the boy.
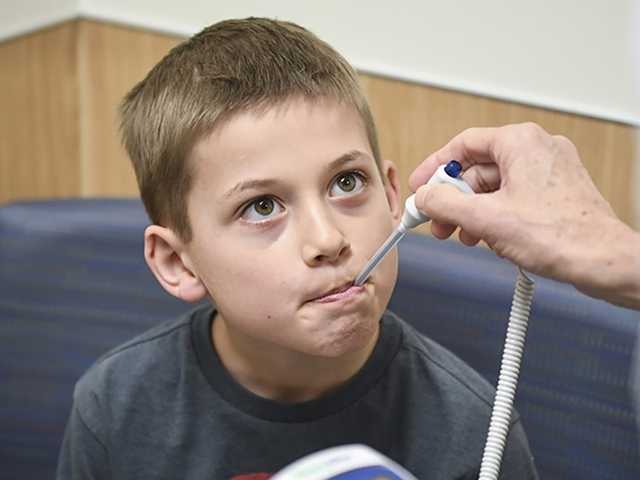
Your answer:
[57,18,537,479]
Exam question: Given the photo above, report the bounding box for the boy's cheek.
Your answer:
[372,250,399,293]
[209,265,302,308]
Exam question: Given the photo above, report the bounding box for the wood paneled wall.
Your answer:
[1,18,637,230]
[0,22,81,201]
[75,21,182,196]
[359,76,638,234]
[0,20,181,203]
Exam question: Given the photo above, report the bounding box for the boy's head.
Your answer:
[120,17,381,242]
[120,18,402,363]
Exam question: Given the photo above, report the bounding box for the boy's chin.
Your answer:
[307,313,379,358]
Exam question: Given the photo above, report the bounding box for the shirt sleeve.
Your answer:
[56,403,110,480]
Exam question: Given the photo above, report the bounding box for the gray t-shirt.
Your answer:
[57,305,538,479]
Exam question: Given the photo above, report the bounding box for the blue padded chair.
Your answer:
[1,198,639,479]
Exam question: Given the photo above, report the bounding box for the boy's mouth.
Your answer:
[323,281,354,297]
[308,279,367,304]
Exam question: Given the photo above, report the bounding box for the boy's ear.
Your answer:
[380,160,402,221]
[143,225,207,303]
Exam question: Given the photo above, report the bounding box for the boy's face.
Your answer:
[168,98,400,358]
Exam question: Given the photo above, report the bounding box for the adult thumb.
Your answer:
[414,183,481,232]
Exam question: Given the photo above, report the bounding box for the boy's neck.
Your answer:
[211,312,379,404]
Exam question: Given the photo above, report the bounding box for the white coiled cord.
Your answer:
[478,268,535,480]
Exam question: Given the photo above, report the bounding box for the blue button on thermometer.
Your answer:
[354,160,473,286]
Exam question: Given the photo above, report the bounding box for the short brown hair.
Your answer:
[120,17,381,241]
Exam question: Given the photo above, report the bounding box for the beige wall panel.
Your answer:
[0,22,80,204]
[77,20,182,196]
[359,75,636,233]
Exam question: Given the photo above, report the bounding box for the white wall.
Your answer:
[0,0,77,39]
[1,0,638,126]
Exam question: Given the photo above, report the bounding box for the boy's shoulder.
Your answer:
[381,311,535,478]
[73,304,212,413]
[384,310,505,418]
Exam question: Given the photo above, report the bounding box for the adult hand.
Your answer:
[409,122,640,309]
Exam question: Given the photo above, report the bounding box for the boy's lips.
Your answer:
[313,284,366,304]
[307,279,368,303]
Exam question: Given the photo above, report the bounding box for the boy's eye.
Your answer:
[330,171,366,197]
[241,197,284,223]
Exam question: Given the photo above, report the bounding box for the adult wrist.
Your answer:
[570,218,640,309]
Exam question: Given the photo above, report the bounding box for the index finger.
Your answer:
[409,126,502,192]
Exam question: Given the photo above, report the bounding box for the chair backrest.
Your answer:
[0,199,193,478]
[389,233,640,479]
[1,199,639,479]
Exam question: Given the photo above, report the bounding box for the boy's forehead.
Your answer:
[196,97,369,149]
[189,99,376,194]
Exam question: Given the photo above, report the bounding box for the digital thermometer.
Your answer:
[354,160,471,286]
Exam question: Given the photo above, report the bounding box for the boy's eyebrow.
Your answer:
[222,150,370,200]
[327,149,370,171]
[222,178,279,201]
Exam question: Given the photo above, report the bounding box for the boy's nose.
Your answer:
[300,208,350,266]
